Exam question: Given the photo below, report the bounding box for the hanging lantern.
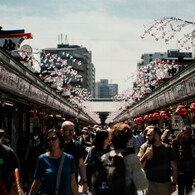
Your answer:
[29,107,37,117]
[38,109,45,119]
[176,105,187,115]
[136,117,143,124]
[190,103,195,113]
[160,111,168,119]
[144,115,149,121]
[139,117,144,123]
[153,112,160,120]
[149,114,154,121]
[134,118,139,124]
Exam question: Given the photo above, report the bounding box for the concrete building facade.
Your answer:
[95,79,118,98]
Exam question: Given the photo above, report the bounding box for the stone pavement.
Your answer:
[79,186,195,195]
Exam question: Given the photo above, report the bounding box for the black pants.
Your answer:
[178,172,194,195]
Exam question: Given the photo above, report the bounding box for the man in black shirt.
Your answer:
[61,121,88,194]
[138,126,177,195]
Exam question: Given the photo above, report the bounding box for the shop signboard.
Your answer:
[0,65,29,96]
[0,31,33,58]
[29,85,47,104]
[172,115,183,130]
[185,75,195,96]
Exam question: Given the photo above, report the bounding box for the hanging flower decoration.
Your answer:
[18,48,100,124]
[106,58,182,123]
[141,17,195,50]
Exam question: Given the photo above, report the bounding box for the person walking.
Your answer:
[172,126,195,195]
[0,141,22,195]
[161,129,172,145]
[29,129,79,195]
[61,121,88,194]
[90,123,148,195]
[84,129,111,192]
[138,126,177,195]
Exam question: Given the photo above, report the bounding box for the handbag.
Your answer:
[55,152,65,195]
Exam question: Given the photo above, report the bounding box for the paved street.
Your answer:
[79,185,195,195]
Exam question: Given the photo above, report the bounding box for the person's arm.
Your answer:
[170,160,177,193]
[71,173,79,195]
[78,158,88,194]
[28,179,41,195]
[138,145,153,169]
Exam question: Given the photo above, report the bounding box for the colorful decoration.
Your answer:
[153,112,160,120]
[160,111,168,119]
[144,115,149,121]
[190,103,195,113]
[176,105,187,115]
[29,107,37,117]
[149,114,154,121]
[141,17,195,50]
[38,109,45,119]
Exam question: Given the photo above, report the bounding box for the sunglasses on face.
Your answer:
[46,136,58,142]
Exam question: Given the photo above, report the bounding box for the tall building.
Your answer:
[95,79,118,98]
[138,49,193,67]
[109,84,118,98]
[40,44,95,97]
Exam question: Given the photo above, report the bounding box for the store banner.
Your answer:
[185,75,195,96]
[0,32,33,58]
[172,115,183,130]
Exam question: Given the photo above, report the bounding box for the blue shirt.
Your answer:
[34,152,77,195]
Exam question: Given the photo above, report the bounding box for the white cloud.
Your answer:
[1,1,194,93]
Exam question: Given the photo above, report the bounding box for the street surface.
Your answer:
[79,185,195,195]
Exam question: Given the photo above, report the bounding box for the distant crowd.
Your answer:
[0,121,195,195]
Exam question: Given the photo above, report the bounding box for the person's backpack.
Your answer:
[91,150,131,195]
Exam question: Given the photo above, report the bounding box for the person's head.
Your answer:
[33,127,41,140]
[94,129,109,150]
[161,129,171,139]
[45,128,64,151]
[109,120,115,128]
[61,121,75,142]
[182,126,192,140]
[146,126,162,145]
[110,123,132,149]
[142,125,153,137]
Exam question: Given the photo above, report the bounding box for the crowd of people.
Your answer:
[0,121,194,195]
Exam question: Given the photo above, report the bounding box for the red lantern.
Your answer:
[136,117,143,124]
[153,112,160,120]
[149,114,154,121]
[190,103,195,113]
[160,111,168,119]
[176,105,187,115]
[38,109,45,119]
[144,115,149,121]
[134,118,138,124]
[29,107,37,117]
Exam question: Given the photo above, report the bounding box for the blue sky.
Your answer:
[1,0,194,93]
